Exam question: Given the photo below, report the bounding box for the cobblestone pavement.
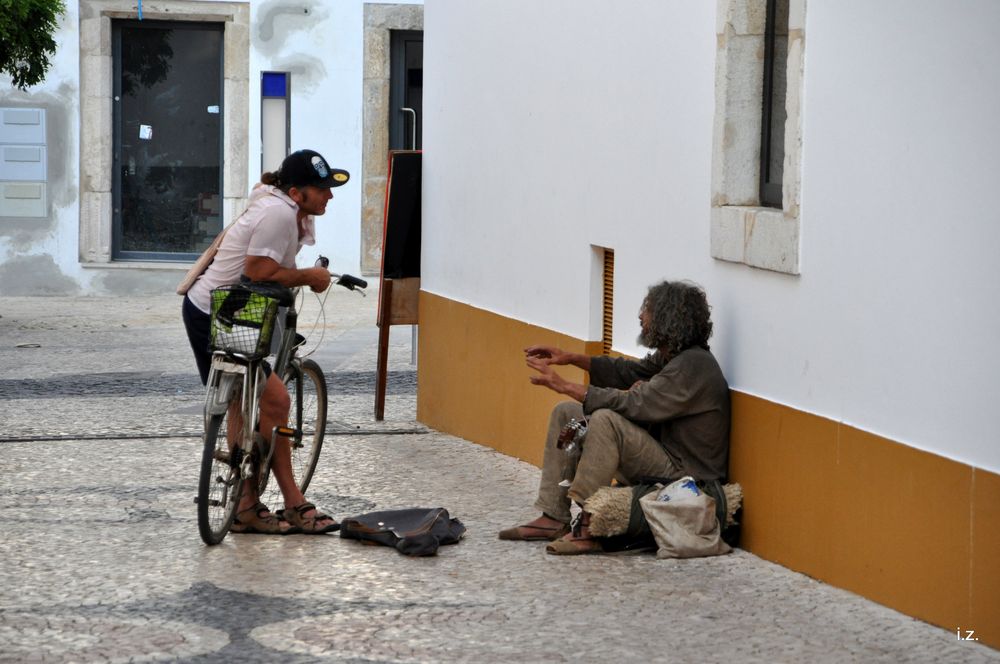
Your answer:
[1,292,997,663]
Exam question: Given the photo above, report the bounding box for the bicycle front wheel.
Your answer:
[197,406,244,545]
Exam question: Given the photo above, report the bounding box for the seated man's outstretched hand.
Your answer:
[527,355,559,386]
[527,355,587,402]
[524,345,591,372]
[525,345,569,365]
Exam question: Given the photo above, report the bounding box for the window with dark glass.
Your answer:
[760,0,789,208]
[112,20,223,260]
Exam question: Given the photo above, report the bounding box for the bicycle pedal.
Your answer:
[275,426,295,438]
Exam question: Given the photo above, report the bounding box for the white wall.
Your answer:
[424,0,718,338]
[422,0,1000,472]
[781,0,1000,468]
[248,0,423,274]
[0,3,82,293]
[248,0,365,274]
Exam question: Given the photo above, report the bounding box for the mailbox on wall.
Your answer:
[0,108,47,218]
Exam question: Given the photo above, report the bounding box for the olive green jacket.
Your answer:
[583,347,730,481]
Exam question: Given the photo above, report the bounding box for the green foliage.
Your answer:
[0,0,67,90]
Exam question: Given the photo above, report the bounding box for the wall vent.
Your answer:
[602,248,614,355]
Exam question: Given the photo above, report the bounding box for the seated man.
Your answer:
[499,280,730,555]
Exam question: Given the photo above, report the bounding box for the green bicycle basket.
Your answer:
[209,285,280,358]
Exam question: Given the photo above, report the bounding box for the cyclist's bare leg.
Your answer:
[235,372,287,515]
[257,372,336,529]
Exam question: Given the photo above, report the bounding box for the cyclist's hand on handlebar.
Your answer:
[314,256,366,295]
[303,266,332,293]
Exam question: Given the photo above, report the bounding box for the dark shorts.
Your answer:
[182,296,213,385]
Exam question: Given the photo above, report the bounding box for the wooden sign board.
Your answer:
[381,150,421,279]
[375,150,422,420]
[378,276,420,327]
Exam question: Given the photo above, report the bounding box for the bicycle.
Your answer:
[196,267,367,545]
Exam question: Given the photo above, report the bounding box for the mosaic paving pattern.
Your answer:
[0,294,997,662]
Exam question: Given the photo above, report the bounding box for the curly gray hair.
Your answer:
[638,280,713,359]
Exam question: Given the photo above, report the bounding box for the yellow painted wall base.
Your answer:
[417,291,999,649]
[416,290,601,466]
[730,392,1000,648]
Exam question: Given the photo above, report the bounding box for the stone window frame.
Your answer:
[79,0,249,265]
[710,0,805,275]
[361,3,423,275]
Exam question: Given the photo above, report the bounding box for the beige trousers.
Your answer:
[533,401,680,524]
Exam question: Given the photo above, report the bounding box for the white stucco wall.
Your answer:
[421,0,1000,472]
[246,0,420,273]
[423,0,718,334]
[248,0,365,274]
[246,0,422,274]
[782,0,1000,470]
[0,3,82,293]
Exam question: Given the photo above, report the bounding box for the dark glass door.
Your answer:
[112,20,223,260]
[390,31,423,151]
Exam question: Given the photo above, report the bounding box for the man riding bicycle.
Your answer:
[182,149,347,535]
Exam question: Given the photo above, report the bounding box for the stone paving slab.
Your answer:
[0,293,997,663]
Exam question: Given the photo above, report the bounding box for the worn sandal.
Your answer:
[232,502,301,535]
[545,533,603,555]
[498,522,570,541]
[282,501,340,534]
[545,510,601,554]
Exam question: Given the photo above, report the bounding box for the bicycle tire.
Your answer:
[197,405,244,545]
[258,358,328,503]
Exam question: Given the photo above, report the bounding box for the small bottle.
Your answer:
[557,419,587,488]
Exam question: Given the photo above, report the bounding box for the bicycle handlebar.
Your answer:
[315,255,366,295]
[332,273,368,291]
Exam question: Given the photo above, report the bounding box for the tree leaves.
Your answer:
[0,0,66,90]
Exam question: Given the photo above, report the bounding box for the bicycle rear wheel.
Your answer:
[198,405,244,545]
[258,359,328,503]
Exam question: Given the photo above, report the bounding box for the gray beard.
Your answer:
[637,329,655,349]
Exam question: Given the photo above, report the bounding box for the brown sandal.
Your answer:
[232,502,300,535]
[282,501,340,534]
[498,522,570,541]
[545,534,603,555]
[545,511,602,555]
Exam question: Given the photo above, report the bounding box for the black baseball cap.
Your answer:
[279,149,350,189]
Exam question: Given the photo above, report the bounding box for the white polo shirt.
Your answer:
[187,184,316,313]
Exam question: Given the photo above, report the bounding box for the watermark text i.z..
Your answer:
[956,629,978,641]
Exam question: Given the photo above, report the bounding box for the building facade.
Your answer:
[417,0,1000,646]
[0,0,423,295]
[3,0,997,646]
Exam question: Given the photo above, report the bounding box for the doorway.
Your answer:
[111,20,223,260]
[360,5,424,274]
[390,31,423,151]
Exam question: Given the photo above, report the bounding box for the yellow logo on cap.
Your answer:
[334,173,348,182]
